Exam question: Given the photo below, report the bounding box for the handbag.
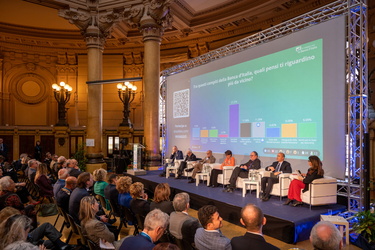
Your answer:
[37,203,58,217]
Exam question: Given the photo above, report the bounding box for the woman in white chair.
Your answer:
[209,150,235,188]
[283,155,324,207]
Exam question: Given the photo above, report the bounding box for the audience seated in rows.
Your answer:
[0,151,345,250]
[117,176,133,208]
[119,209,169,250]
[150,183,174,215]
[195,205,231,250]
[231,203,279,250]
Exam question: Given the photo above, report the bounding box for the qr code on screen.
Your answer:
[173,89,189,118]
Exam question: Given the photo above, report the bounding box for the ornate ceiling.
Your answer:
[0,0,342,54]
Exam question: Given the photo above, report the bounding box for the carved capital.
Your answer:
[58,2,123,49]
[124,0,173,42]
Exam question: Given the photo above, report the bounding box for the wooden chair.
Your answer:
[56,206,70,234]
[109,199,127,231]
[96,194,113,219]
[87,238,101,250]
[66,214,82,245]
[120,205,140,235]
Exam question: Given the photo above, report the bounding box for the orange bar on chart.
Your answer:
[281,123,297,137]
[200,130,209,137]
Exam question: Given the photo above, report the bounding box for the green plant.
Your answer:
[353,210,375,243]
[73,143,88,171]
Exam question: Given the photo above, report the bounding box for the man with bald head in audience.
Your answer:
[231,204,279,250]
[310,221,342,250]
[53,168,69,197]
[56,176,77,213]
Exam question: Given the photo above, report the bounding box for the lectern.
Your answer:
[127,143,147,176]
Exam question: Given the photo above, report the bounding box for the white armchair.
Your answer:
[301,176,337,209]
[217,165,238,187]
[166,159,183,178]
[259,169,291,200]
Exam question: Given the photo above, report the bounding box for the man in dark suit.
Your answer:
[119,209,169,250]
[224,151,261,193]
[231,204,279,250]
[56,176,77,213]
[159,146,183,177]
[260,152,292,201]
[176,149,197,179]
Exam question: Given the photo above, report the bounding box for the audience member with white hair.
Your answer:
[53,168,69,197]
[310,221,343,250]
[119,209,169,250]
[169,192,201,246]
[53,156,66,173]
[25,159,39,183]
[65,159,81,178]
[176,149,197,179]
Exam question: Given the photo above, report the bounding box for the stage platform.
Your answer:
[126,170,346,244]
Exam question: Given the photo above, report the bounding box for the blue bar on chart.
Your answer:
[266,127,281,137]
[229,104,239,137]
[251,122,265,137]
[192,127,200,138]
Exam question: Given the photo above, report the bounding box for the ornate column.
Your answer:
[126,1,172,166]
[59,1,122,172]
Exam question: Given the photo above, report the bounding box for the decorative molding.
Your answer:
[10,72,49,104]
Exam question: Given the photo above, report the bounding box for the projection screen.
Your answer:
[165,16,346,179]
